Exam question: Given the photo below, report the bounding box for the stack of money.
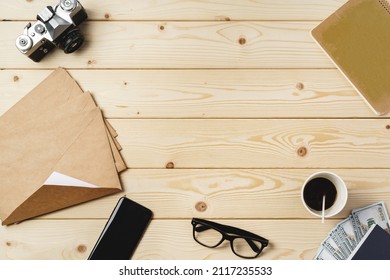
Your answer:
[315,202,390,260]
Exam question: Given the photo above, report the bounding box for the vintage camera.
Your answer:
[15,0,88,62]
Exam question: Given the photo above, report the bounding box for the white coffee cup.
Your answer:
[301,171,348,217]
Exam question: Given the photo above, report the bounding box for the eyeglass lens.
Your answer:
[194,223,223,247]
[232,237,263,258]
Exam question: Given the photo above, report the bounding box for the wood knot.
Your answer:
[216,15,231,21]
[5,241,11,246]
[13,75,19,82]
[104,13,110,20]
[386,125,390,130]
[165,162,175,169]
[296,82,304,90]
[238,37,246,45]
[77,245,87,253]
[159,25,165,31]
[297,147,308,157]
[195,201,207,212]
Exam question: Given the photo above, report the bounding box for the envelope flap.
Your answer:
[52,109,122,189]
[2,185,121,225]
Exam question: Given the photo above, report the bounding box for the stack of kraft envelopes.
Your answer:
[0,68,126,226]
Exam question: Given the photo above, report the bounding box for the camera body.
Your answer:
[16,0,87,62]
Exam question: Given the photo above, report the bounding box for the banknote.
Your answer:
[352,202,390,235]
[336,215,357,251]
[329,229,350,257]
[321,234,346,259]
[334,227,352,255]
[315,246,337,260]
[351,212,363,243]
[315,202,390,260]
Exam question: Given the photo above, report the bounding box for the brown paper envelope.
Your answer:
[105,119,118,138]
[82,92,126,172]
[0,94,121,225]
[110,129,123,151]
[106,126,127,172]
[2,92,94,133]
[105,123,126,172]
[83,91,125,169]
[0,68,82,129]
[1,68,125,172]
[50,109,121,188]
[0,95,98,224]
[107,128,127,173]
[0,68,118,143]
[3,110,123,225]
[0,67,121,153]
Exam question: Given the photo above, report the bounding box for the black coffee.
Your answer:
[303,177,337,211]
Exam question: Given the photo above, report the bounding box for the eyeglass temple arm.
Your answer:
[218,224,268,244]
[245,238,261,253]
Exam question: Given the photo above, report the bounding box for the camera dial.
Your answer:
[60,0,77,11]
[34,24,46,34]
[16,35,33,52]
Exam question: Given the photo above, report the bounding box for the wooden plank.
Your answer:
[1,0,346,21]
[1,69,375,118]
[3,21,332,69]
[41,169,390,220]
[0,219,338,260]
[109,119,390,168]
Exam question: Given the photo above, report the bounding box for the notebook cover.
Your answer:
[312,0,390,115]
[348,224,390,260]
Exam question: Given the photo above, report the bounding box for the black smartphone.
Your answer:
[88,197,153,260]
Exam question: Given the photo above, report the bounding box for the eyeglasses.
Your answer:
[191,218,269,259]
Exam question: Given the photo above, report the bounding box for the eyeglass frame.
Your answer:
[191,218,269,259]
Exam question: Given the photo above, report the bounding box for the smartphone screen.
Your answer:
[88,197,153,260]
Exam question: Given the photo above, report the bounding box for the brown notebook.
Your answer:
[312,0,390,115]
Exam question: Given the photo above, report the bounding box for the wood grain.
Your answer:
[1,0,346,21]
[1,0,388,261]
[1,69,375,118]
[40,169,390,220]
[3,21,332,69]
[110,119,390,168]
[0,219,339,260]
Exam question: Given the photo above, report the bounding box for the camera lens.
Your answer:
[58,27,84,54]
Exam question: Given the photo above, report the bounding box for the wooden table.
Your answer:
[1,0,390,260]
